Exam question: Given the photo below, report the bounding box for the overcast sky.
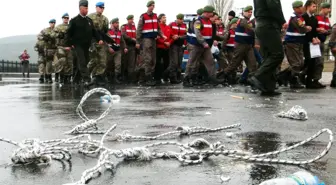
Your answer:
[0,0,293,39]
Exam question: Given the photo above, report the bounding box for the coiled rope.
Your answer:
[65,88,120,135]
[277,105,308,121]
[64,127,333,185]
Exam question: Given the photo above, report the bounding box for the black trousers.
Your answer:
[303,43,324,81]
[155,48,170,80]
[254,24,284,92]
[73,45,90,81]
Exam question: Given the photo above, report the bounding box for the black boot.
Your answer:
[331,74,336,88]
[277,68,291,87]
[208,76,225,86]
[145,75,156,86]
[48,74,53,84]
[169,76,181,84]
[55,73,59,82]
[183,76,193,87]
[60,74,64,83]
[22,73,25,78]
[306,80,326,89]
[96,75,106,86]
[39,75,44,83]
[27,73,30,78]
[115,74,122,84]
[289,76,305,89]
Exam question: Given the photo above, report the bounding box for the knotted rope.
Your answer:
[65,88,120,135]
[277,105,308,121]
[110,123,241,141]
[0,134,100,165]
[64,127,333,185]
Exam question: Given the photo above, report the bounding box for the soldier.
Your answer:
[223,6,257,85]
[329,24,336,87]
[214,14,228,77]
[167,13,187,84]
[183,5,224,87]
[281,1,311,89]
[106,18,127,84]
[35,32,46,83]
[51,13,73,84]
[223,18,238,65]
[37,19,57,84]
[87,2,109,85]
[315,2,332,87]
[121,15,137,83]
[136,0,165,86]
[225,11,236,34]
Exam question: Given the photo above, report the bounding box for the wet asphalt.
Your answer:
[0,75,335,185]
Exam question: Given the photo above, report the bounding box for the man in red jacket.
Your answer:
[155,13,172,84]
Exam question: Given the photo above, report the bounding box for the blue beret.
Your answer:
[49,19,56,23]
[62,13,69,18]
[96,2,104,7]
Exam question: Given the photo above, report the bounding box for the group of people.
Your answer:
[33,0,336,96]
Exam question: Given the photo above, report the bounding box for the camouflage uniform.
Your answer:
[51,23,73,79]
[37,27,57,77]
[34,38,46,76]
[87,13,109,77]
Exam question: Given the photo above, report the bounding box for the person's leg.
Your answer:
[252,25,284,93]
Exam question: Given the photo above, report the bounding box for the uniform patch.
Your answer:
[195,22,201,29]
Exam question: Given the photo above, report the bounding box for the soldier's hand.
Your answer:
[172,35,179,40]
[64,47,71,51]
[204,44,209,49]
[162,35,167,40]
[124,48,128,53]
[213,40,218,46]
[109,48,115,54]
[136,44,140,49]
[132,38,136,42]
[306,26,312,32]
[98,40,104,45]
[164,42,170,47]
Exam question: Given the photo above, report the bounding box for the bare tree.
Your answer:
[208,0,234,21]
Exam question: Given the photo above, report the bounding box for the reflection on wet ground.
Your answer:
[0,78,335,185]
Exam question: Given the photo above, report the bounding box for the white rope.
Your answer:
[65,128,333,185]
[65,88,120,135]
[0,135,100,165]
[110,123,241,141]
[277,105,308,120]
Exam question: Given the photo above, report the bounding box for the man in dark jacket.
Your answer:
[301,0,324,89]
[250,0,286,96]
[64,0,103,86]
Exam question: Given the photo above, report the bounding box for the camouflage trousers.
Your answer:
[37,51,45,75]
[53,47,73,75]
[106,50,122,76]
[39,49,55,75]
[168,44,184,78]
[185,44,216,77]
[141,38,157,76]
[88,44,107,76]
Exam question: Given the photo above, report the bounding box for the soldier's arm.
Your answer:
[136,15,144,44]
[157,21,164,38]
[37,30,44,40]
[89,18,102,41]
[65,19,75,47]
[266,0,286,26]
[121,25,134,43]
[121,34,127,49]
[240,19,254,31]
[291,17,307,33]
[104,18,109,33]
[194,20,207,46]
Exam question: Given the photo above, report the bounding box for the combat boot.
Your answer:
[169,76,181,84]
[306,80,326,89]
[289,76,305,89]
[55,73,59,82]
[27,73,30,78]
[183,76,193,87]
[208,76,225,86]
[60,74,64,83]
[277,68,291,87]
[39,75,44,83]
[331,74,336,88]
[115,74,123,84]
[22,73,25,78]
[145,75,156,86]
[48,74,53,84]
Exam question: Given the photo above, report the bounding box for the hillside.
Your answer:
[0,35,38,63]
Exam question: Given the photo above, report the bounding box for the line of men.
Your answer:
[34,0,336,91]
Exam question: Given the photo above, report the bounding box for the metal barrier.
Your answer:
[0,60,38,73]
